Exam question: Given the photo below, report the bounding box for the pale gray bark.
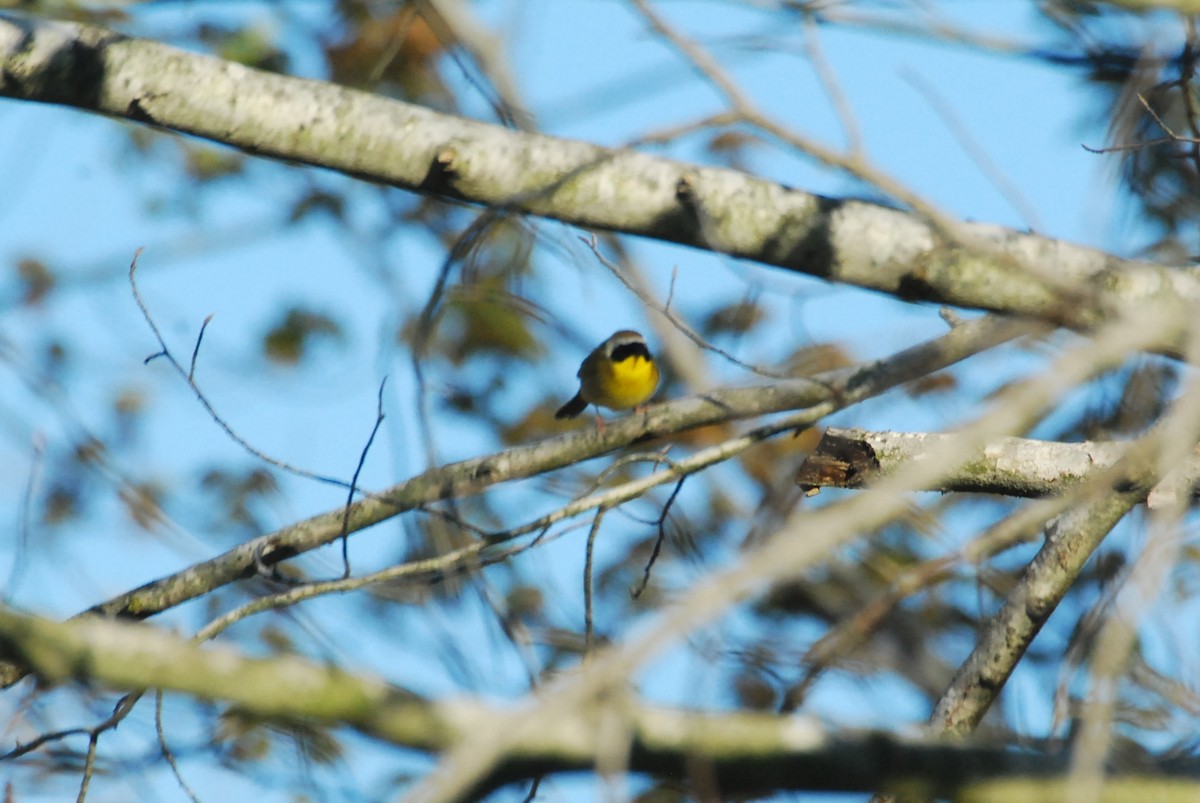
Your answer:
[2,14,1199,349]
[799,427,1200,498]
[0,604,1195,801]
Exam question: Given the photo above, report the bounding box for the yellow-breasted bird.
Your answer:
[555,330,660,423]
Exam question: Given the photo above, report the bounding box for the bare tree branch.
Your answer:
[930,359,1200,737]
[797,427,1200,499]
[0,316,1027,689]
[1,605,1198,801]
[1093,0,1200,11]
[1,15,1199,351]
[414,296,1185,803]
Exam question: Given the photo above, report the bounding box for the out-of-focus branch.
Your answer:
[417,0,531,130]
[789,403,1200,711]
[2,15,1199,349]
[413,289,1185,803]
[784,489,1086,711]
[930,359,1200,737]
[930,480,1149,737]
[3,604,1199,801]
[1093,0,1200,11]
[1064,334,1200,800]
[0,315,1028,690]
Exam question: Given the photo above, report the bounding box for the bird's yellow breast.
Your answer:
[582,353,659,410]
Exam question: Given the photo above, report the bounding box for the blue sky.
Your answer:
[0,2,1181,800]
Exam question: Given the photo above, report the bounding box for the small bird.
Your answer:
[555,329,660,424]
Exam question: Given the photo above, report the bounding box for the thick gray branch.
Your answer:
[795,427,1169,735]
[930,483,1148,736]
[797,427,1200,498]
[2,14,1199,339]
[0,605,1195,800]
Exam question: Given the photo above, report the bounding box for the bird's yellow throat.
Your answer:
[596,352,658,409]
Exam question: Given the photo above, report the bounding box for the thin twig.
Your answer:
[632,477,687,599]
[582,234,795,379]
[155,689,202,803]
[188,314,212,383]
[802,16,863,157]
[342,378,388,578]
[411,212,507,466]
[128,249,351,490]
[1082,135,1182,154]
[584,507,608,654]
[1,727,91,760]
[1,690,143,768]
[76,733,98,803]
[902,68,1045,232]
[6,434,43,601]
[626,111,740,148]
[519,777,542,803]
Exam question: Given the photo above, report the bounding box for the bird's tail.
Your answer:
[555,392,588,419]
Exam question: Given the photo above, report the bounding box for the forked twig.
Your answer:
[631,477,687,599]
[128,249,353,490]
[341,378,388,578]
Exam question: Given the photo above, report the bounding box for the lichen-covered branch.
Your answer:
[929,485,1148,737]
[797,427,1200,498]
[928,368,1200,736]
[2,15,1199,345]
[1,605,1197,801]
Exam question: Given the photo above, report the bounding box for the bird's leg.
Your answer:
[593,406,605,432]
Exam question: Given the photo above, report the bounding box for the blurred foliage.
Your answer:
[1038,0,1200,253]
[262,307,343,365]
[182,144,245,182]
[41,481,79,525]
[198,22,288,73]
[1059,359,1179,440]
[199,466,280,535]
[15,258,54,305]
[328,4,452,107]
[118,480,165,531]
[702,299,765,337]
[3,0,1199,799]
